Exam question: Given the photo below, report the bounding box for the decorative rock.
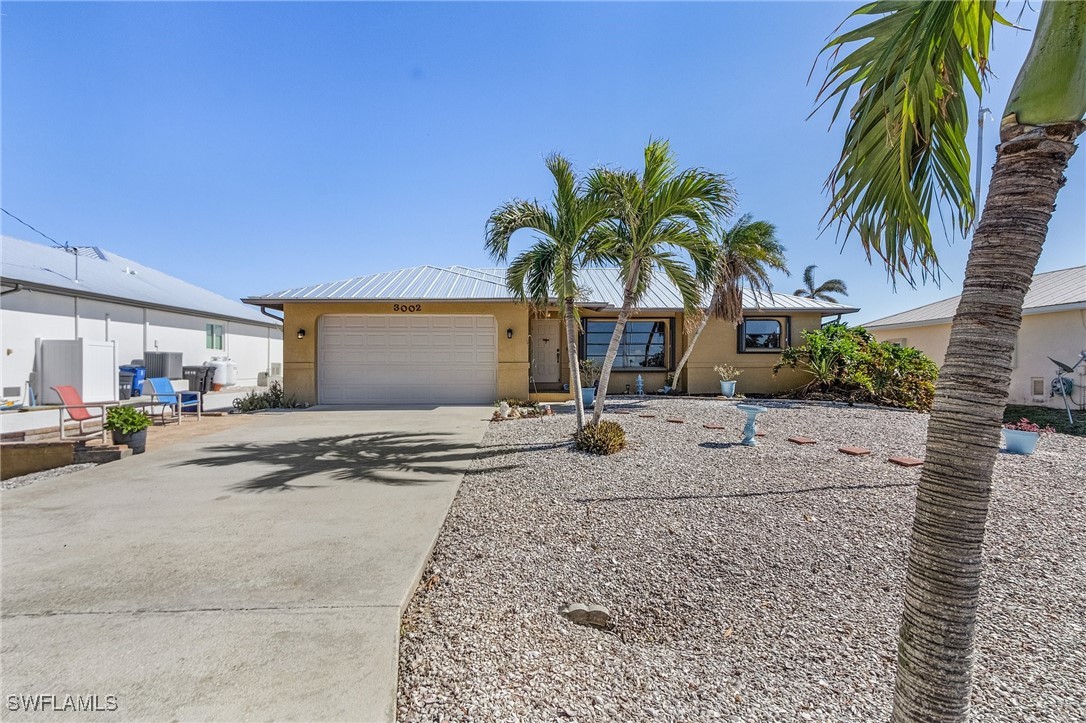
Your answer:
[888,455,923,467]
[498,401,511,419]
[788,436,818,445]
[839,446,872,456]
[638,414,656,419]
[666,418,684,424]
[559,602,611,629]
[703,424,729,430]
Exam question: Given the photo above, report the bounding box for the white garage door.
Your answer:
[318,314,497,404]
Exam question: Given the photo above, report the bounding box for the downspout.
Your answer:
[258,305,284,323]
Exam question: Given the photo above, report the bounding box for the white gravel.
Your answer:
[397,397,1086,722]
[2,463,98,490]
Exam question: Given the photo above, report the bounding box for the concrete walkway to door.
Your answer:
[1,407,493,722]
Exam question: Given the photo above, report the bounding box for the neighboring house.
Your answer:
[243,265,858,405]
[865,265,1086,410]
[1,236,284,403]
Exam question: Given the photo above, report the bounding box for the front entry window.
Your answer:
[584,320,668,369]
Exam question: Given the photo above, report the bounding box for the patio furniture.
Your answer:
[50,385,119,443]
[144,377,202,425]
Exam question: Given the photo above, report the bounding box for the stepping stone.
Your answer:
[613,410,631,415]
[666,418,684,424]
[788,436,817,445]
[839,446,872,456]
[638,414,656,418]
[703,424,728,430]
[888,455,924,467]
[755,431,766,437]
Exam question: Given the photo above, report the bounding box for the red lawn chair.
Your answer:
[51,385,118,443]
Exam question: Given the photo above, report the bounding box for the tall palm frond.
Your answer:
[584,139,736,422]
[484,152,614,430]
[813,0,1001,284]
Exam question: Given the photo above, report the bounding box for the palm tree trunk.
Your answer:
[672,311,710,393]
[591,261,640,424]
[564,297,585,431]
[892,119,1082,722]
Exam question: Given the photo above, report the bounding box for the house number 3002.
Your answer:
[393,304,422,313]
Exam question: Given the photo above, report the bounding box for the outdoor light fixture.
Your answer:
[297,329,306,339]
[507,328,514,339]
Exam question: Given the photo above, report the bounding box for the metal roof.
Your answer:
[864,265,1086,329]
[1,235,280,327]
[246,265,859,315]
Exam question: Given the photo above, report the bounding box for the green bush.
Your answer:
[574,420,627,455]
[232,381,302,412]
[103,405,153,434]
[774,323,938,411]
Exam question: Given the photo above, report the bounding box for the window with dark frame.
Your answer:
[739,318,783,352]
[206,323,224,350]
[583,319,669,369]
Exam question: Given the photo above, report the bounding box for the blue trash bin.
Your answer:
[119,365,146,397]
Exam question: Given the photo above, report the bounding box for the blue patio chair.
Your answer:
[145,377,202,424]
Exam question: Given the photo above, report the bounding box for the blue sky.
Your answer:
[3,1,1082,323]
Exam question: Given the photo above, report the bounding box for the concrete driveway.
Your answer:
[1,407,494,722]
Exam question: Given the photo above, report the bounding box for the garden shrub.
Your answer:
[774,323,938,411]
[232,381,303,412]
[574,420,627,455]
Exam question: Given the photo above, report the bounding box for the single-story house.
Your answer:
[865,265,1086,410]
[243,265,858,405]
[1,235,284,404]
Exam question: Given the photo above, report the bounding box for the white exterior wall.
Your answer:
[1,288,283,398]
[870,308,1086,410]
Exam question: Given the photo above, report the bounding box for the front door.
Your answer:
[530,319,561,384]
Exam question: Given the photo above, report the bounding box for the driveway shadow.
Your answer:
[176,431,539,492]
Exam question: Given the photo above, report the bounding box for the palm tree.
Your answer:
[815,1,1085,720]
[672,215,789,390]
[586,139,736,423]
[485,153,613,431]
[793,264,848,303]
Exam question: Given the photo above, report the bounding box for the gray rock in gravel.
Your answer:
[560,602,611,628]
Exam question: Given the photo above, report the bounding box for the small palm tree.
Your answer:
[815,1,1085,719]
[586,139,736,423]
[793,264,847,303]
[672,215,789,390]
[485,154,612,431]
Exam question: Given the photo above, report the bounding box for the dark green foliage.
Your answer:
[573,420,627,455]
[774,323,938,411]
[232,381,302,413]
[1003,405,1086,437]
[103,405,153,434]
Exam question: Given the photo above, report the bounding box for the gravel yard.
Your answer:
[397,398,1086,722]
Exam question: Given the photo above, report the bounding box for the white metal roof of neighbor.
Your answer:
[245,264,860,315]
[1,235,279,327]
[865,265,1086,329]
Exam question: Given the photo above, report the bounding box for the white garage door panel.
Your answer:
[319,315,496,404]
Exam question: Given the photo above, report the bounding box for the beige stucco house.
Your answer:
[865,265,1086,410]
[244,265,858,406]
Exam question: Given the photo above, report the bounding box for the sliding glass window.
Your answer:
[584,320,669,369]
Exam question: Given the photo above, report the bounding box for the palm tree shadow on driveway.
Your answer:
[177,431,560,492]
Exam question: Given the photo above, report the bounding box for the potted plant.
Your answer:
[1001,417,1054,455]
[103,406,152,454]
[713,364,743,398]
[579,359,602,406]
